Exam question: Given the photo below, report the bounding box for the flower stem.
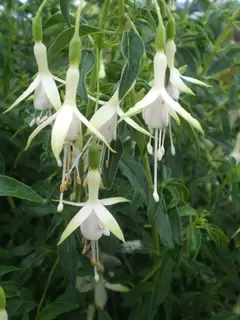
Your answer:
[118,0,125,32]
[74,0,85,36]
[202,8,240,75]
[37,257,59,316]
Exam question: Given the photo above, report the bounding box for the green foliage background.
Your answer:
[1,0,240,319]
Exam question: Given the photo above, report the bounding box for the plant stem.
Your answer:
[36,257,59,317]
[74,0,85,36]
[140,262,161,283]
[118,0,125,32]
[202,8,240,75]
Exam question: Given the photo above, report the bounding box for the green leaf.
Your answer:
[60,0,71,26]
[187,225,201,261]
[48,26,101,62]
[78,49,95,103]
[169,208,182,245]
[0,175,43,202]
[207,54,231,76]
[119,153,149,205]
[0,265,20,277]
[156,202,174,249]
[44,12,74,28]
[36,301,78,320]
[58,233,78,283]
[208,311,239,320]
[103,138,123,190]
[98,310,112,320]
[119,30,145,100]
[141,254,175,320]
[179,206,198,217]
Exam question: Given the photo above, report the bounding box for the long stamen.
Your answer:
[161,128,166,154]
[91,240,100,282]
[169,118,176,155]
[100,144,106,169]
[57,144,68,212]
[105,147,110,168]
[153,129,159,202]
[147,136,153,155]
[157,129,164,161]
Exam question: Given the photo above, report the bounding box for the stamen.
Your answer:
[153,129,159,202]
[105,148,110,168]
[29,118,36,127]
[39,115,48,124]
[57,145,68,212]
[147,136,153,155]
[100,145,106,169]
[169,118,176,155]
[91,240,100,282]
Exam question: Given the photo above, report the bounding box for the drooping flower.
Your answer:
[120,50,203,202]
[4,42,62,115]
[58,168,128,280]
[165,39,209,95]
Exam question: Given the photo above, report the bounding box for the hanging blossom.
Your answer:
[120,50,203,202]
[58,168,128,281]
[4,41,63,123]
[89,89,151,167]
[165,39,209,95]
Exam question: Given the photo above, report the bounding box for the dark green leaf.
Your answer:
[179,206,198,217]
[0,175,43,202]
[78,49,95,103]
[98,310,112,320]
[207,54,231,76]
[48,26,101,62]
[169,207,182,245]
[103,138,123,190]
[156,202,174,249]
[36,301,78,320]
[60,0,71,26]
[208,311,239,320]
[119,153,149,205]
[58,233,78,283]
[0,265,20,277]
[187,225,201,261]
[119,31,145,100]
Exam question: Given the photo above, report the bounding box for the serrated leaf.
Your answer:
[103,138,123,190]
[60,0,71,26]
[187,225,201,261]
[48,26,101,62]
[119,31,145,100]
[78,49,95,103]
[119,153,149,205]
[156,202,174,249]
[0,175,43,202]
[36,301,78,320]
[58,233,78,283]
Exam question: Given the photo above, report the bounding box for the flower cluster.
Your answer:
[4,0,208,283]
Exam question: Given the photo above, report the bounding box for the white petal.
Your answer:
[51,106,74,162]
[95,203,125,242]
[41,73,61,111]
[52,199,86,207]
[170,69,194,95]
[73,108,115,153]
[87,94,107,105]
[161,89,203,133]
[180,75,211,87]
[25,112,58,150]
[81,212,108,241]
[119,87,161,121]
[4,76,40,113]
[105,282,129,292]
[90,103,117,133]
[100,197,130,206]
[52,75,66,85]
[58,204,92,245]
[117,107,151,137]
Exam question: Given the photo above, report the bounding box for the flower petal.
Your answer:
[58,204,92,245]
[161,89,203,133]
[41,73,62,111]
[105,282,129,292]
[73,108,115,153]
[51,106,74,162]
[95,203,125,242]
[87,94,106,105]
[25,112,58,150]
[119,87,161,121]
[180,75,211,87]
[90,103,117,133]
[170,69,194,95]
[100,197,130,206]
[52,199,86,207]
[4,76,40,114]
[52,75,66,85]
[117,107,152,137]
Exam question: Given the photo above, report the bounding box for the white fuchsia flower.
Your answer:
[165,39,209,95]
[58,169,128,280]
[120,50,203,202]
[4,42,62,115]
